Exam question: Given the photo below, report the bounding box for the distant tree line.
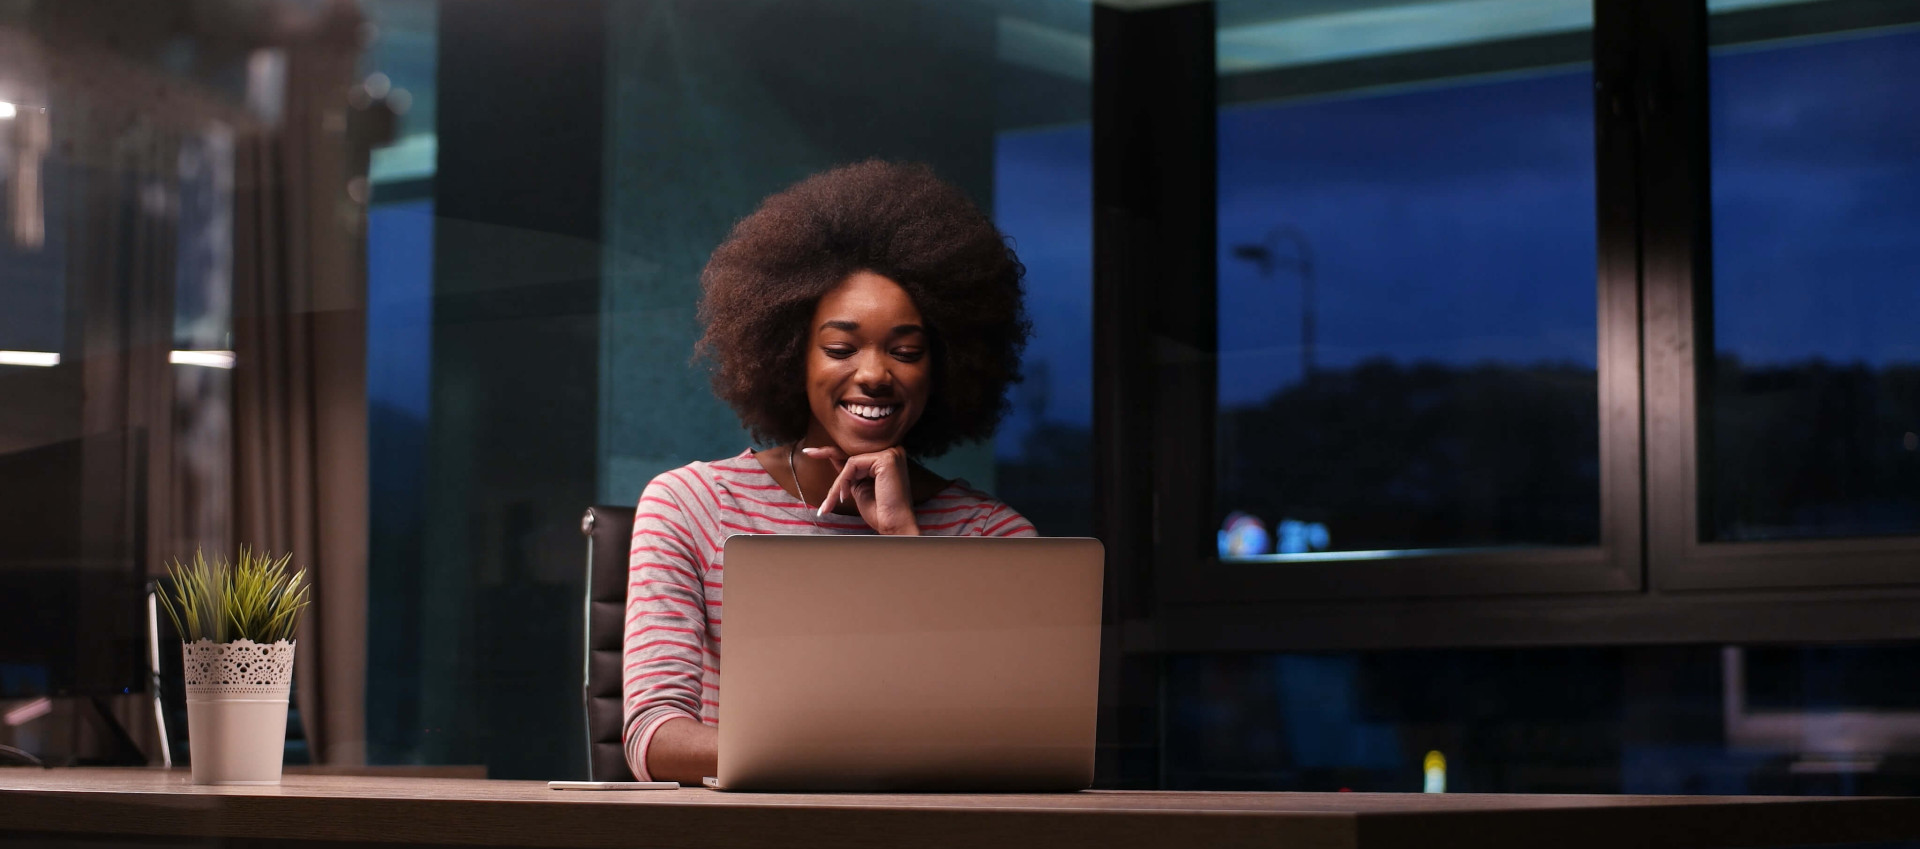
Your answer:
[1706,357,1920,541]
[1218,359,1601,551]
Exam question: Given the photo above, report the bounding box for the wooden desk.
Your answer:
[3,769,1918,849]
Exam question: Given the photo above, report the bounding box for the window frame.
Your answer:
[1141,0,1645,609]
[1092,0,1920,654]
[1644,0,1920,593]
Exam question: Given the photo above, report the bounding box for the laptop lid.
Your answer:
[714,535,1104,792]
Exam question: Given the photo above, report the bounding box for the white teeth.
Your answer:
[842,402,896,420]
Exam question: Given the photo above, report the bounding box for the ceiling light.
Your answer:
[0,350,58,366]
[170,350,237,369]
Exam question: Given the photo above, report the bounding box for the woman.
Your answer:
[622,161,1038,784]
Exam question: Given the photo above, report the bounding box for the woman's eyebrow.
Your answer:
[817,320,925,335]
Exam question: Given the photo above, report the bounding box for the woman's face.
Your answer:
[803,271,932,455]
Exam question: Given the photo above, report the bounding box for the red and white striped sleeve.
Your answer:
[620,476,708,781]
[976,500,1038,538]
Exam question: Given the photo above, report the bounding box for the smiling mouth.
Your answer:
[840,401,899,421]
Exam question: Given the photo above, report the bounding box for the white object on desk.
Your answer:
[548,780,680,790]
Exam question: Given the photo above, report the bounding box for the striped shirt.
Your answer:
[620,449,1037,781]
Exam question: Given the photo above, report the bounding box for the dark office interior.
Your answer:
[2,0,1919,810]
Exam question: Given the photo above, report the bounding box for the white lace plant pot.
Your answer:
[182,638,296,785]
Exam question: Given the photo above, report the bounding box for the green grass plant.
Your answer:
[158,547,311,644]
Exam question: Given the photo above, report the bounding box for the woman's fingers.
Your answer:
[813,449,893,515]
[801,445,851,512]
[819,453,868,516]
[801,445,848,471]
[805,446,914,533]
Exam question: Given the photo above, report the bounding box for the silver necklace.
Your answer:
[787,441,812,508]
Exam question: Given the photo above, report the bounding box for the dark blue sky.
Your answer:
[994,125,1094,454]
[1218,65,1598,406]
[366,200,434,421]
[1710,27,1920,369]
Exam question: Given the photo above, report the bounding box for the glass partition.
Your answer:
[0,0,1089,776]
[0,0,376,767]
[358,0,1092,775]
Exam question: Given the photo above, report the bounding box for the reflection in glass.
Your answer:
[360,0,436,186]
[1169,643,1920,795]
[1704,7,1920,542]
[1215,0,1598,558]
[0,0,379,767]
[992,122,1093,538]
[359,0,438,769]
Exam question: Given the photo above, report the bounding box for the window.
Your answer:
[1702,5,1920,543]
[1182,0,1639,604]
[1644,0,1920,591]
[1131,0,1920,793]
[360,0,438,767]
[993,123,1094,538]
[1219,82,1599,559]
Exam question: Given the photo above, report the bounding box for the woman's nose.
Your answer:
[854,350,893,390]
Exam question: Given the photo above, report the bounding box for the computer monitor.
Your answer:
[0,432,148,698]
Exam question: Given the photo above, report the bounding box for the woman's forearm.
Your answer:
[645,716,718,784]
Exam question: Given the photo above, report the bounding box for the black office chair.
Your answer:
[580,505,636,781]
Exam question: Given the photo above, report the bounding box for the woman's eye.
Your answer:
[892,349,925,362]
[823,346,855,359]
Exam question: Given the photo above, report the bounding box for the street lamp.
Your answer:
[1229,225,1316,383]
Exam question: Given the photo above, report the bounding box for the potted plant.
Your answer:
[158,547,310,785]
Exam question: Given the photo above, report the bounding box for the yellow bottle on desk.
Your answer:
[1423,751,1447,793]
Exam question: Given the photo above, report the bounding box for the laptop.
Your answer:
[709,534,1105,792]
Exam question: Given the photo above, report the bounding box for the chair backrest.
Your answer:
[581,505,637,781]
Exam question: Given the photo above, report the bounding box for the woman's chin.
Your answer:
[828,433,898,455]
